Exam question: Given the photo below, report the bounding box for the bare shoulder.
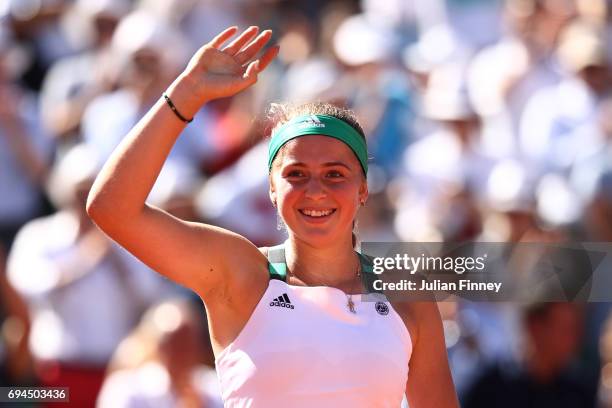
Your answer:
[202,233,269,318]
[204,241,273,354]
[208,232,270,299]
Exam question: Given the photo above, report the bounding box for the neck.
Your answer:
[284,234,360,289]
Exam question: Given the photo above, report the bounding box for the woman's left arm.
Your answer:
[400,302,460,408]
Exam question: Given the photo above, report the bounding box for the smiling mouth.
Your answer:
[299,209,336,218]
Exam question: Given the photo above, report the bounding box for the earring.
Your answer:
[276,212,284,231]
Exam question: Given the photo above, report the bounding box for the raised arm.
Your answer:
[86,26,279,299]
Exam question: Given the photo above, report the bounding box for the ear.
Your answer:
[269,175,277,207]
[358,178,369,205]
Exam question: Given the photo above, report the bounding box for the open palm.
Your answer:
[186,26,279,103]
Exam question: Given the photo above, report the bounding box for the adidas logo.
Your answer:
[297,115,325,129]
[269,293,295,309]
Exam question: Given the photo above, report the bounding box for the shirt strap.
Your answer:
[357,252,383,294]
[267,244,287,281]
[266,243,381,294]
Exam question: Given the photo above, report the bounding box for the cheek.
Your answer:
[332,178,363,200]
[273,180,299,211]
[334,186,360,206]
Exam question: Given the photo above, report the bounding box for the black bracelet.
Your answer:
[163,93,193,123]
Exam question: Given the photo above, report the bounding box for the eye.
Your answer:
[326,170,345,178]
[285,169,305,178]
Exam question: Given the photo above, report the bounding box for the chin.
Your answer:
[292,227,352,248]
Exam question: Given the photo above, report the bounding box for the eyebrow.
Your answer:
[283,161,352,170]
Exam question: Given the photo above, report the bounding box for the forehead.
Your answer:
[276,135,359,166]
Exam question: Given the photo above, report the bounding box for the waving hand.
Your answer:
[184,26,279,104]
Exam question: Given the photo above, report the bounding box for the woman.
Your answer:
[87,26,458,407]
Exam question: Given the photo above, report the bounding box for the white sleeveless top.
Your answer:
[215,278,412,407]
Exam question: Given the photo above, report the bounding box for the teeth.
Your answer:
[302,209,333,217]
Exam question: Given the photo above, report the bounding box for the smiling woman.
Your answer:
[86,26,458,408]
[267,103,368,249]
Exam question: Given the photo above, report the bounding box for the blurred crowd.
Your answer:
[0,0,611,406]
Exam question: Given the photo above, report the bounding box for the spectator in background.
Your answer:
[462,302,593,408]
[7,144,171,406]
[519,19,611,175]
[396,63,492,241]
[1,7,63,391]
[81,10,185,158]
[2,0,74,91]
[40,0,130,144]
[80,10,214,190]
[580,169,612,408]
[97,298,222,408]
[332,11,415,178]
[511,19,612,228]
[136,0,244,56]
[445,0,503,47]
[569,97,612,214]
[467,0,573,158]
[195,140,285,247]
[0,249,33,385]
[583,171,612,242]
[0,24,54,251]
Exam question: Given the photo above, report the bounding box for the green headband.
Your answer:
[268,114,368,175]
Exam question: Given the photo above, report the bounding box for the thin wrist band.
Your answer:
[163,93,193,123]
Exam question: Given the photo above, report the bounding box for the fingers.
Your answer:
[209,26,239,48]
[222,26,259,55]
[241,45,279,82]
[255,45,280,72]
[235,30,273,65]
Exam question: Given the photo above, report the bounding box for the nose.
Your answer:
[304,177,327,201]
